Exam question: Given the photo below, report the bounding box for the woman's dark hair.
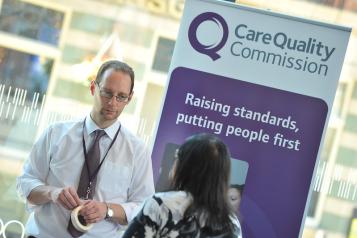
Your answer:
[95,60,135,93]
[171,133,234,231]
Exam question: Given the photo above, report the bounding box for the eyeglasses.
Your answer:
[95,82,130,103]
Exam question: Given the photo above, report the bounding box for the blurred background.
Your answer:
[0,0,355,237]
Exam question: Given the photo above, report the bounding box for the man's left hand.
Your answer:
[79,200,107,224]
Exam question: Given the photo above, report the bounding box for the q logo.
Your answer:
[188,12,229,61]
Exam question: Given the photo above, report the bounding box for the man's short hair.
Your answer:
[95,60,135,93]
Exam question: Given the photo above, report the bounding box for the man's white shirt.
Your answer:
[17,116,154,238]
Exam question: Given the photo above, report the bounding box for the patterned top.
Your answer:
[123,191,243,238]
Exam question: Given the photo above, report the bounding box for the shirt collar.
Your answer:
[85,115,121,140]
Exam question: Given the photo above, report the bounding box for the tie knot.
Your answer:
[94,130,106,140]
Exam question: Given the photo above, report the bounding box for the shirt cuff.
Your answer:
[120,202,143,222]
[22,181,45,201]
[22,182,45,212]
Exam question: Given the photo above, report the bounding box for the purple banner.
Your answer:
[152,67,327,238]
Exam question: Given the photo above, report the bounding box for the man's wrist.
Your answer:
[105,203,114,220]
[49,187,62,203]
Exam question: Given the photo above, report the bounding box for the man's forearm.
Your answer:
[27,185,60,205]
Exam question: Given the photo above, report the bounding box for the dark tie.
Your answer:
[67,129,106,237]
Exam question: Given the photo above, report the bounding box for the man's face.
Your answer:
[91,69,132,124]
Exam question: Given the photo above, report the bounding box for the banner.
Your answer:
[151,0,351,237]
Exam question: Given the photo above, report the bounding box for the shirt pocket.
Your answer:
[98,161,131,199]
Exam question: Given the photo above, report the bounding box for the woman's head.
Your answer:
[172,133,231,196]
[171,133,233,228]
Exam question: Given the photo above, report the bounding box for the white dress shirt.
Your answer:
[16,116,155,238]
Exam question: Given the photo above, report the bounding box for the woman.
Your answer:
[123,133,242,238]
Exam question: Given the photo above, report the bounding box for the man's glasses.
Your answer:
[95,82,130,103]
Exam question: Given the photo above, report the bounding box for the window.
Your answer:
[0,0,64,46]
[152,37,175,73]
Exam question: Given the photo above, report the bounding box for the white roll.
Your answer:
[70,205,93,232]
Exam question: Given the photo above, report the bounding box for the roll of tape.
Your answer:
[70,205,93,232]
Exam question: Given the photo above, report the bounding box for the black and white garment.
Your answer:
[123,191,243,238]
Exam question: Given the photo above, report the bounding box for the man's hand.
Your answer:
[55,187,81,210]
[79,200,107,224]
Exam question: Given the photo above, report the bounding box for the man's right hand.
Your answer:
[55,187,81,210]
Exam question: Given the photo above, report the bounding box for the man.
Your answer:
[17,60,155,237]
[228,184,244,215]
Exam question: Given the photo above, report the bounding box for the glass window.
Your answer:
[0,47,55,237]
[70,12,114,35]
[152,37,175,73]
[297,0,357,11]
[0,0,64,46]
[0,47,53,151]
[331,83,347,120]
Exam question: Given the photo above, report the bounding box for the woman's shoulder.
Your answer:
[142,191,193,222]
[154,190,190,199]
[148,191,192,210]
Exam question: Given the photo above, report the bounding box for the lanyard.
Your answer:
[82,118,121,199]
